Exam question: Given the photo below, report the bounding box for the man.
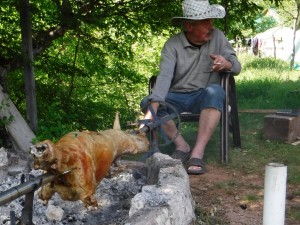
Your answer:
[141,0,241,174]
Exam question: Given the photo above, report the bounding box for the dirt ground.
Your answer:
[189,164,300,225]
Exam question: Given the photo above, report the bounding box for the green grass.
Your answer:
[236,54,300,110]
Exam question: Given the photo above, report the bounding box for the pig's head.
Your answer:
[30,140,58,171]
[113,111,150,154]
[125,131,150,154]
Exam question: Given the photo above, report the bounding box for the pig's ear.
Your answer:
[113,111,121,130]
[43,140,55,154]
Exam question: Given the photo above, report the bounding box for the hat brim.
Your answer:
[171,5,226,26]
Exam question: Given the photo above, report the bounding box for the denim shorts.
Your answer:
[141,83,225,116]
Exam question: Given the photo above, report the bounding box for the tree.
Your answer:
[19,0,38,132]
[276,0,300,69]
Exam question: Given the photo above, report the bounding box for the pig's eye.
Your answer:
[36,144,47,153]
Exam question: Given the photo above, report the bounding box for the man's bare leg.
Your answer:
[161,108,220,154]
[188,108,221,171]
[159,107,220,166]
[162,121,190,152]
[142,102,190,153]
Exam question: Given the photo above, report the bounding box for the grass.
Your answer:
[242,194,259,203]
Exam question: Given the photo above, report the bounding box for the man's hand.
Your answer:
[139,101,160,129]
[209,54,232,72]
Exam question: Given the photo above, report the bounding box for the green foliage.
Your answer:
[236,54,300,110]
[277,0,300,28]
[242,56,290,71]
[2,0,181,141]
[254,15,278,34]
[222,0,262,40]
[242,194,259,202]
[287,206,300,221]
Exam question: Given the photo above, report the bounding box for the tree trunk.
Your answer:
[290,2,300,70]
[20,0,38,132]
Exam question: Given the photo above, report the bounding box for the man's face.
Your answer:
[184,19,214,45]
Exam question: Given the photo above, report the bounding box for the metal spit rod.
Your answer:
[0,170,71,206]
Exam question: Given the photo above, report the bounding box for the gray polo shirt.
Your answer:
[149,28,241,101]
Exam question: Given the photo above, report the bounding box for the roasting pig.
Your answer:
[30,114,149,209]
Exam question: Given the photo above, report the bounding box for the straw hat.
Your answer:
[171,0,226,26]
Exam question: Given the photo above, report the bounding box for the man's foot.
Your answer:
[186,158,206,175]
[171,150,191,164]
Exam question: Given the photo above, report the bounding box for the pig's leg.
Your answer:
[38,183,55,204]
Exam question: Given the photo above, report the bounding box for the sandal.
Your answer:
[186,158,207,175]
[171,150,191,164]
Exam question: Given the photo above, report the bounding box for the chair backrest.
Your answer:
[148,76,157,95]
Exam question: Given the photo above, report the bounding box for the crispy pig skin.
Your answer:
[30,129,149,208]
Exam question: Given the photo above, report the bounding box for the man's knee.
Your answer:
[205,84,225,100]
[200,84,225,112]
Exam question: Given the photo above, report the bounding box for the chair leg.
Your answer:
[221,74,229,163]
[229,76,241,148]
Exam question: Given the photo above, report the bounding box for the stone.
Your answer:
[127,153,196,225]
[45,205,64,221]
[0,147,8,167]
[0,147,8,183]
[7,159,28,176]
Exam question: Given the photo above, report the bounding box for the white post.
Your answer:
[263,163,287,225]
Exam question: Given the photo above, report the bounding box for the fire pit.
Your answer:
[0,153,196,225]
[0,160,146,225]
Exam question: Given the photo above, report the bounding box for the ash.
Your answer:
[0,161,146,225]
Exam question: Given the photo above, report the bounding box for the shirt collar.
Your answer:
[179,32,193,48]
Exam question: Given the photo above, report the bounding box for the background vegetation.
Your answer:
[0,0,299,144]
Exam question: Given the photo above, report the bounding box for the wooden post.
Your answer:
[272,35,276,59]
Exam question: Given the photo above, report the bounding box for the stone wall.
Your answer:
[126,153,196,225]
